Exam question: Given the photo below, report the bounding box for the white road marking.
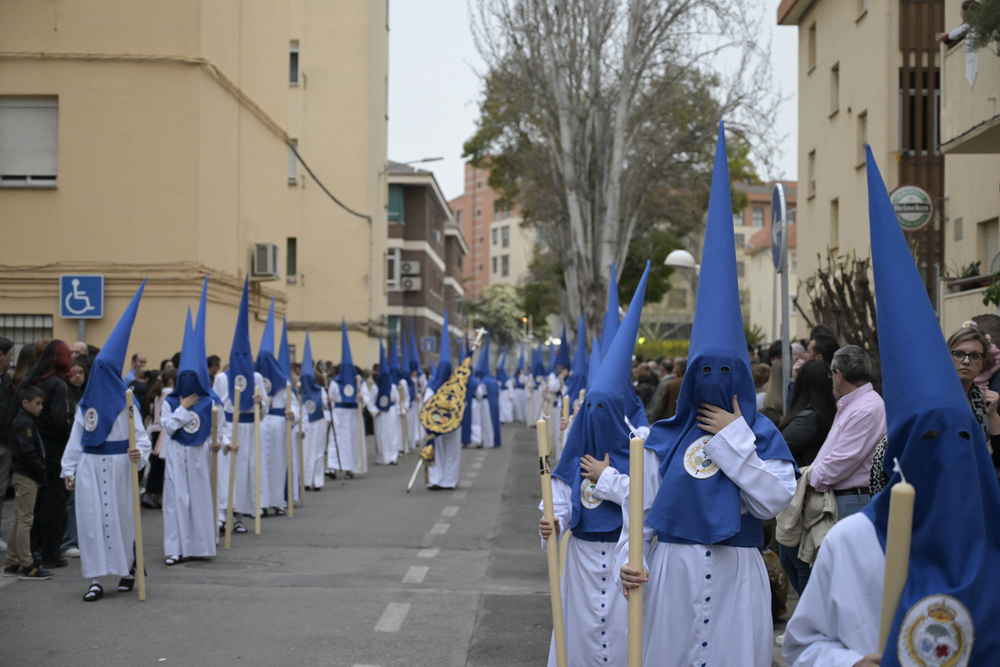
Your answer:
[402,566,429,583]
[374,603,411,632]
[471,462,483,469]
[465,471,478,478]
[418,548,439,558]
[353,664,381,667]
[441,505,459,517]
[452,491,467,500]
[431,523,450,534]
[459,480,473,488]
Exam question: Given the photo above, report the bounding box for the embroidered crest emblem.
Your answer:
[234,375,247,392]
[304,400,316,415]
[183,413,201,434]
[26,428,32,438]
[581,479,602,509]
[84,408,99,432]
[683,436,720,479]
[343,383,355,398]
[899,595,973,667]
[379,395,389,408]
[263,378,272,395]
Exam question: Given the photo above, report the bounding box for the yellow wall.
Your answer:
[488,215,534,288]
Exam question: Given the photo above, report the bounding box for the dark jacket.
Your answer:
[779,406,827,467]
[33,375,72,463]
[0,370,13,444]
[11,408,46,486]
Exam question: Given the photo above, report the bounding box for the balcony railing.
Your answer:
[939,41,1000,154]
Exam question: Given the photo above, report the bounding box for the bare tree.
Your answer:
[467,0,780,336]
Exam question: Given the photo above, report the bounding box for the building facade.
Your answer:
[742,183,799,343]
[0,0,388,366]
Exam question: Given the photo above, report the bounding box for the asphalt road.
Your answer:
[0,422,788,666]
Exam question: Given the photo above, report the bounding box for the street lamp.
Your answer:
[401,157,444,165]
[664,249,700,274]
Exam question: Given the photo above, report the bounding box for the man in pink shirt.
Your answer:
[809,345,886,519]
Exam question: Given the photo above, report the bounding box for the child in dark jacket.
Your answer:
[4,384,53,580]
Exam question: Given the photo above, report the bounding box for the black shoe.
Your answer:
[83,583,103,601]
[117,577,135,592]
[274,508,286,516]
[18,565,53,580]
[43,558,68,569]
[345,471,354,479]
[260,508,269,517]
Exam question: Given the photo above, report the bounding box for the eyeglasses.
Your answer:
[951,350,984,363]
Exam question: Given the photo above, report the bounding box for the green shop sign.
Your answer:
[890,185,935,233]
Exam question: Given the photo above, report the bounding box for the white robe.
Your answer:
[369,384,401,465]
[542,469,630,667]
[160,399,226,558]
[329,381,367,474]
[477,383,496,449]
[213,371,271,519]
[499,378,514,423]
[61,406,152,580]
[259,386,296,509]
[406,377,421,451]
[298,387,331,489]
[396,381,411,455]
[781,514,883,667]
[513,375,528,424]
[470,388,483,447]
[613,417,797,667]
[529,376,545,425]
[425,386,461,489]
[545,374,562,461]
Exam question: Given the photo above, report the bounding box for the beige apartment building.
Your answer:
[0,0,388,366]
[488,210,535,289]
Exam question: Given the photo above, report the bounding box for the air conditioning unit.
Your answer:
[400,260,420,276]
[251,243,280,279]
[401,276,422,291]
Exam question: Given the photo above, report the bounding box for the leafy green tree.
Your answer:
[968,1,1000,49]
[465,283,525,349]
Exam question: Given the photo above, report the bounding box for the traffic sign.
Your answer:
[60,275,104,319]
[890,185,935,233]
[421,336,437,353]
[771,184,787,273]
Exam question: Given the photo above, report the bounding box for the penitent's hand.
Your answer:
[64,476,75,491]
[620,564,648,599]
[697,395,742,435]
[127,448,141,463]
[853,656,881,667]
[180,393,200,409]
[580,453,610,482]
[539,516,559,540]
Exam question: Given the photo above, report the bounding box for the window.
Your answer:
[288,344,296,365]
[735,233,745,249]
[733,211,744,227]
[288,139,298,184]
[788,209,796,226]
[0,314,53,359]
[387,248,401,290]
[0,97,58,187]
[980,218,1000,271]
[287,237,297,277]
[479,236,484,245]
[737,261,745,278]
[458,254,463,269]
[830,63,839,115]
[808,151,816,197]
[431,229,442,244]
[492,257,498,274]
[898,70,940,158]
[955,216,964,242]
[857,110,868,165]
[388,184,405,223]
[808,23,816,73]
[667,288,687,310]
[791,252,798,272]
[455,210,462,225]
[492,228,498,245]
[752,207,764,227]
[475,208,481,218]
[830,198,840,253]
[502,225,510,248]
[501,255,509,277]
[289,41,300,85]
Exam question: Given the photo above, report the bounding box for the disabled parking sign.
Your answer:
[60,275,104,319]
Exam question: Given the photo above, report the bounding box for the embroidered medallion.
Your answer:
[581,479,602,509]
[899,595,973,667]
[379,395,389,408]
[84,408,99,432]
[683,436,719,479]
[304,400,317,415]
[183,413,201,434]
[343,383,355,398]
[234,374,247,392]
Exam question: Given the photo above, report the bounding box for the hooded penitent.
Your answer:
[532,345,545,379]
[375,341,393,412]
[334,319,359,405]
[228,277,255,416]
[554,324,571,371]
[398,335,414,406]
[461,332,480,445]
[548,340,556,375]
[78,280,147,449]
[586,336,601,392]
[551,262,650,540]
[278,318,292,380]
[408,323,421,376]
[599,264,648,429]
[514,345,525,389]
[255,298,288,397]
[565,315,589,399]
[427,310,452,394]
[644,123,794,548]
[861,145,1000,665]
[166,277,218,445]
[476,332,502,446]
[496,348,510,387]
[300,332,324,423]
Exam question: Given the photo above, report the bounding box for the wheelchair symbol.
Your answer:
[64,279,96,316]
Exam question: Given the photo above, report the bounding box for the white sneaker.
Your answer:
[63,547,80,558]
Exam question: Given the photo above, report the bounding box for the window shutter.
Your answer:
[0,97,58,181]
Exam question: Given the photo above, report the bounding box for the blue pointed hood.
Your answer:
[645,123,794,547]
[300,331,324,422]
[599,262,621,360]
[554,324,572,370]
[408,323,420,374]
[552,263,650,536]
[496,348,510,386]
[513,344,526,388]
[255,298,288,397]
[531,345,545,378]
[167,279,219,445]
[375,341,393,412]
[389,336,403,386]
[427,310,452,393]
[400,331,415,405]
[227,276,255,413]
[475,332,492,378]
[548,340,555,374]
[78,280,147,450]
[278,318,291,379]
[566,315,589,398]
[861,146,1000,665]
[334,319,359,405]
[586,336,601,391]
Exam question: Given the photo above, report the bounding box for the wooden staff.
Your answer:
[285,382,294,517]
[296,382,305,505]
[878,459,916,652]
[399,381,410,463]
[537,417,567,667]
[210,406,218,524]
[125,389,146,601]
[356,376,366,474]
[628,435,645,667]
[225,383,241,550]
[253,386,262,535]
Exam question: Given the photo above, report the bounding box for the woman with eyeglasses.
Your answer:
[870,324,1000,494]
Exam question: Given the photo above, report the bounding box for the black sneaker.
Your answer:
[18,565,53,580]
[3,564,21,577]
[43,558,68,569]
